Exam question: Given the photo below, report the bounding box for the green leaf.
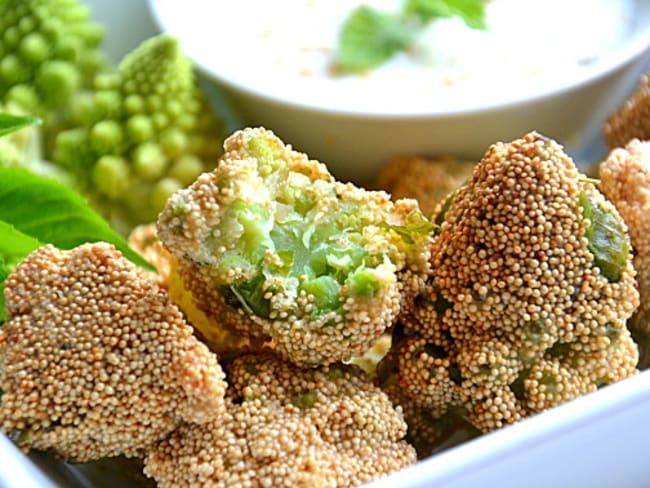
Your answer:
[0,223,43,323]
[0,113,41,137]
[335,0,488,72]
[335,6,417,72]
[405,0,488,28]
[0,168,153,271]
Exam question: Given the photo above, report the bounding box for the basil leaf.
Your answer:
[0,113,41,137]
[0,168,153,271]
[335,6,417,72]
[0,222,43,323]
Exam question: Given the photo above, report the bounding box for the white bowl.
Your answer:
[148,0,650,184]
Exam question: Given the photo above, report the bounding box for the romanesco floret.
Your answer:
[0,0,104,121]
[143,352,416,487]
[0,243,227,462]
[157,127,433,367]
[53,35,224,233]
[390,132,639,433]
[599,139,650,364]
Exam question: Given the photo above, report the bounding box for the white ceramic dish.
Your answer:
[5,367,650,488]
[148,0,650,183]
[2,2,650,487]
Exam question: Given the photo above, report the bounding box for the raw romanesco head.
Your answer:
[53,35,225,233]
[0,0,104,119]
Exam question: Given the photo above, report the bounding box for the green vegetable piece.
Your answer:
[335,0,488,72]
[0,113,40,137]
[384,210,437,246]
[159,128,435,367]
[348,267,381,298]
[510,371,527,402]
[89,119,123,152]
[0,168,153,270]
[0,0,105,116]
[150,177,183,211]
[579,191,629,282]
[335,6,416,72]
[405,0,488,28]
[546,341,571,358]
[52,35,225,232]
[231,275,270,318]
[290,390,318,409]
[326,366,345,382]
[301,275,340,312]
[92,155,130,199]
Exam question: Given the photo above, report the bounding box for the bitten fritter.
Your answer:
[0,243,227,462]
[157,127,432,367]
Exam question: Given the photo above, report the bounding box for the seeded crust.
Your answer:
[0,243,227,462]
[391,132,639,433]
[604,74,650,149]
[127,223,173,288]
[376,155,475,218]
[144,353,416,488]
[599,139,650,333]
[157,127,431,367]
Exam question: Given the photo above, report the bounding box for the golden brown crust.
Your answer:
[599,139,650,333]
[375,156,474,218]
[391,132,639,433]
[604,74,650,149]
[127,223,173,288]
[144,353,416,487]
[0,243,227,462]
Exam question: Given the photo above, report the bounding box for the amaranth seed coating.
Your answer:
[0,243,227,462]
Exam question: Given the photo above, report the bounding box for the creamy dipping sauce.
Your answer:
[161,0,635,113]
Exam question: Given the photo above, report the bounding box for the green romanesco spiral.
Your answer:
[53,35,225,233]
[0,0,105,119]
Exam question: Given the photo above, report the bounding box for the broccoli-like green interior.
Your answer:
[579,191,629,282]
[216,137,395,319]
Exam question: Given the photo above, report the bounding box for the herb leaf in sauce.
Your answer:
[335,0,488,72]
[335,6,417,72]
[405,0,488,29]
